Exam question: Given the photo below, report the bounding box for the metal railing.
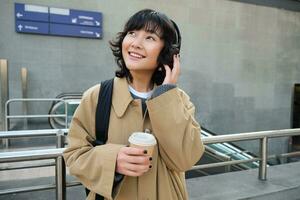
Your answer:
[192,128,300,180]
[201,128,260,169]
[5,98,69,131]
[0,129,68,171]
[0,148,68,199]
[0,129,69,200]
[3,98,68,148]
[0,129,68,140]
[0,128,300,199]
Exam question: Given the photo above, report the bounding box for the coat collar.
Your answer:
[112,77,133,117]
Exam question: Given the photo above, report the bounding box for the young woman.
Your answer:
[64,9,204,200]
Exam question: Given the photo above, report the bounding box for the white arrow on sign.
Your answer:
[16,12,23,18]
[95,21,100,26]
[18,24,23,31]
[71,18,77,23]
[95,32,100,38]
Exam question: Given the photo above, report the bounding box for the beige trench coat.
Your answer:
[63,77,204,200]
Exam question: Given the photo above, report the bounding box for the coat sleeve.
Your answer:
[146,87,205,172]
[63,85,124,199]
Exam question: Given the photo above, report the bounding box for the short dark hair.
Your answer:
[109,9,179,85]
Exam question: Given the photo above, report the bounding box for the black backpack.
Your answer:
[85,78,114,200]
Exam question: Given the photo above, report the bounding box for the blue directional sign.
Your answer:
[14,3,103,39]
[50,23,102,39]
[50,7,102,27]
[15,3,49,22]
[16,20,49,34]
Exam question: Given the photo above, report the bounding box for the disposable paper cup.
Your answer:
[128,132,157,156]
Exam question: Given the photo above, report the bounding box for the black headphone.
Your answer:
[161,19,181,68]
[153,17,182,85]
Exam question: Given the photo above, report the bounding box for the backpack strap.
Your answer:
[91,78,114,146]
[95,78,114,145]
[86,78,114,200]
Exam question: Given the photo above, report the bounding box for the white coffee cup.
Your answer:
[128,132,157,156]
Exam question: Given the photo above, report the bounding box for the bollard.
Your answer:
[21,67,28,129]
[0,59,9,147]
[0,59,8,131]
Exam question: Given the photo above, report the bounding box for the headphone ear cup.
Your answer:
[160,46,179,69]
[155,46,179,85]
[170,45,180,55]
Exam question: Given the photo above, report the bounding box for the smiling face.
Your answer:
[122,29,164,76]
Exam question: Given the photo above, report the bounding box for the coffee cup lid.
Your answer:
[128,132,157,146]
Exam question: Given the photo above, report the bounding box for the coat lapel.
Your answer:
[112,77,133,117]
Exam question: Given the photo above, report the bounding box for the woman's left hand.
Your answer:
[162,54,180,85]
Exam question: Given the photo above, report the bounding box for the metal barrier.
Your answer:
[0,128,300,199]
[0,129,69,200]
[192,128,300,180]
[5,98,69,131]
[0,148,67,200]
[3,98,68,148]
[0,129,68,172]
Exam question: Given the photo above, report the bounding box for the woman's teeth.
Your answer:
[129,52,144,58]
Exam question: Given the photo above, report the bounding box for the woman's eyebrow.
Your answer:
[147,31,162,38]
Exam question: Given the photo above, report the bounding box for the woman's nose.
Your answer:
[131,37,143,49]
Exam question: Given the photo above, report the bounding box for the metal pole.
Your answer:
[56,130,66,200]
[21,67,28,129]
[64,101,68,129]
[56,129,65,148]
[259,137,268,180]
[224,157,231,172]
[56,156,66,200]
[0,59,9,147]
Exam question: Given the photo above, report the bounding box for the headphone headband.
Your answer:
[170,20,181,51]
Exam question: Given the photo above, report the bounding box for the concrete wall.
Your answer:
[1,0,300,155]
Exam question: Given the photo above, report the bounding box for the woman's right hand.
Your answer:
[116,146,152,177]
[162,54,180,85]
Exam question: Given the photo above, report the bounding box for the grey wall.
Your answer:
[1,0,300,155]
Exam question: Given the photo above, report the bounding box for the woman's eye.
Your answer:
[146,36,156,41]
[127,31,135,36]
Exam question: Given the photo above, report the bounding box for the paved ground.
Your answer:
[187,161,300,200]
[0,175,85,200]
